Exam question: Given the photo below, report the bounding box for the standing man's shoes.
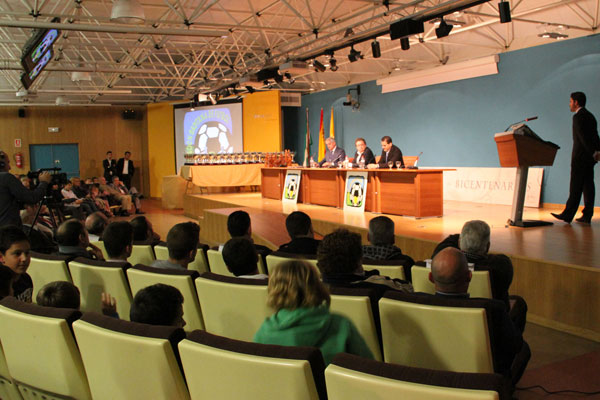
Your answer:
[551,213,571,223]
[575,217,591,224]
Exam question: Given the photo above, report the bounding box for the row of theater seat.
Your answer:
[0,296,512,400]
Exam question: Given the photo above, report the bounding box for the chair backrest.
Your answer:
[379,291,494,373]
[90,240,109,259]
[411,266,492,298]
[67,257,133,320]
[127,264,204,331]
[325,353,509,400]
[329,287,382,361]
[72,312,189,400]
[179,330,326,400]
[266,252,319,275]
[28,252,72,303]
[155,242,210,274]
[195,272,270,341]
[206,249,233,276]
[362,259,407,281]
[0,340,23,400]
[127,244,156,266]
[0,297,91,400]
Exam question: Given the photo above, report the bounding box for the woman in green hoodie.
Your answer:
[253,260,373,365]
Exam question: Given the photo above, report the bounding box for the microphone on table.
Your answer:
[505,116,538,132]
[407,152,422,169]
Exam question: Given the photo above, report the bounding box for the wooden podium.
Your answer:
[495,130,559,227]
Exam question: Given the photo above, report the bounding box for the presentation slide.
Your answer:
[173,101,243,171]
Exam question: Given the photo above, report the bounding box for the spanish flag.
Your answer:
[303,107,311,167]
[329,107,335,139]
[318,108,325,161]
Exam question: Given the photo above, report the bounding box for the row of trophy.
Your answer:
[264,150,295,167]
[184,152,266,165]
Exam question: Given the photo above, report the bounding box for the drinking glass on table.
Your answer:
[359,161,365,169]
[396,161,402,169]
[388,161,394,169]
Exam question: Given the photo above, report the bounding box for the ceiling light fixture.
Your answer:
[313,60,326,72]
[110,0,145,24]
[498,1,511,23]
[348,46,363,63]
[538,32,568,40]
[435,18,453,38]
[371,40,381,58]
[400,37,410,51]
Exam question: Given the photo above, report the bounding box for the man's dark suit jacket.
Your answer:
[352,147,375,165]
[277,237,321,255]
[116,158,135,178]
[319,147,346,166]
[103,159,116,181]
[572,107,600,169]
[378,144,404,168]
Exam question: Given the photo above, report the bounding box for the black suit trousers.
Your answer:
[563,163,595,220]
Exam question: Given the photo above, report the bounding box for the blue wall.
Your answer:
[284,34,600,205]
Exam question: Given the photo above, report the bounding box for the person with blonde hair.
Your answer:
[253,260,373,365]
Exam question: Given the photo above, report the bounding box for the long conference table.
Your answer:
[261,167,449,218]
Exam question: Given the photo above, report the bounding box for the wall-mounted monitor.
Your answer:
[21,48,53,89]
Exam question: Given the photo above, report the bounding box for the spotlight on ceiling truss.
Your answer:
[435,18,453,38]
[348,46,363,63]
[110,0,145,24]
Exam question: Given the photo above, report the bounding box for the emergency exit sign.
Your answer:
[14,139,21,147]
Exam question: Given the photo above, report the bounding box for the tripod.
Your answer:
[27,196,64,238]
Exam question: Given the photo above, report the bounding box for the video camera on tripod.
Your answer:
[27,167,68,196]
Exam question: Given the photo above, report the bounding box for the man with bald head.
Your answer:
[429,247,471,297]
[427,247,530,385]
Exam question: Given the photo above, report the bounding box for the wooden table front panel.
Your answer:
[376,171,418,216]
[415,172,444,217]
[261,168,284,200]
[302,169,343,207]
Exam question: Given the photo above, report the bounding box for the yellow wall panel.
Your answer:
[147,102,175,198]
[242,90,282,152]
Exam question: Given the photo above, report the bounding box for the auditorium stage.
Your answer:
[183,192,600,342]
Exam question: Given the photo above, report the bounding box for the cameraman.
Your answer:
[0,150,51,227]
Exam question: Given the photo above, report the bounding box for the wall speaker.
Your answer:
[390,19,424,40]
[18,108,25,118]
[122,109,136,120]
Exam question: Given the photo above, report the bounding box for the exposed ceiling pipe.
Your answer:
[0,20,227,37]
[0,64,166,74]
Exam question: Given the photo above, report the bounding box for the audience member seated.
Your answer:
[0,264,15,299]
[35,280,118,317]
[277,211,320,255]
[226,210,272,256]
[88,184,114,218]
[362,216,415,282]
[70,177,89,198]
[85,212,109,242]
[56,219,104,260]
[103,221,133,262]
[318,229,413,295]
[151,222,199,270]
[0,226,33,302]
[98,176,132,216]
[431,220,526,331]
[61,181,96,217]
[253,260,373,365]
[130,216,161,246]
[428,247,529,384]
[222,238,268,279]
[111,176,144,215]
[129,283,186,327]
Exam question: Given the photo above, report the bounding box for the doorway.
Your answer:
[29,144,80,179]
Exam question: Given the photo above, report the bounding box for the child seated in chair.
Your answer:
[0,226,33,302]
[253,260,373,365]
[36,280,118,317]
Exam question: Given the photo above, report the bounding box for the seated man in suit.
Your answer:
[222,238,268,279]
[56,219,105,261]
[352,137,375,166]
[319,137,346,167]
[277,211,320,255]
[362,216,414,282]
[151,222,199,270]
[225,210,272,256]
[369,135,404,169]
[429,247,530,384]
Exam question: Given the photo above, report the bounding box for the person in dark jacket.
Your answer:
[277,211,320,255]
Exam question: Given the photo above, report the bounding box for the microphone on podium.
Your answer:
[505,116,538,132]
[408,152,423,169]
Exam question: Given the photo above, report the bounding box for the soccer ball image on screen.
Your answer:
[193,121,233,154]
[347,180,364,207]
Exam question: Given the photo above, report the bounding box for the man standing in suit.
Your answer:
[552,92,600,224]
[370,135,404,168]
[319,137,346,167]
[352,138,375,166]
[117,151,135,189]
[102,151,116,182]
